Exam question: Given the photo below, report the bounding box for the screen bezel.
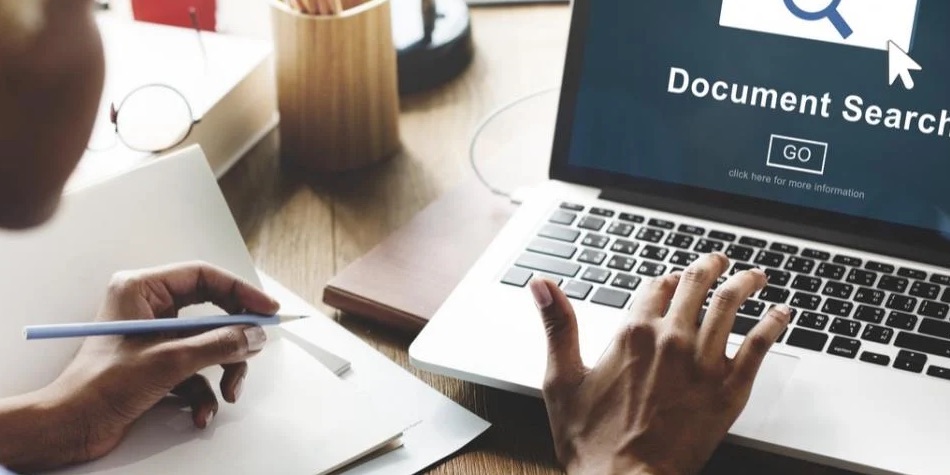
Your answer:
[549,0,950,267]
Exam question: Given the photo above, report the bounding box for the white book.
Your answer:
[71,17,277,190]
[0,146,406,474]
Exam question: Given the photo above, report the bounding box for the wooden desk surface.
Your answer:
[219,5,851,474]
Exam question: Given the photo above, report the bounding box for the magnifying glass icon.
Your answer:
[784,0,853,39]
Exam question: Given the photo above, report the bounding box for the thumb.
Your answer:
[530,278,585,391]
[160,325,268,380]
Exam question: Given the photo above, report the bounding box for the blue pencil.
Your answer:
[23,314,309,340]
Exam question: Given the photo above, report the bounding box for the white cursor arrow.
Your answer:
[888,40,922,90]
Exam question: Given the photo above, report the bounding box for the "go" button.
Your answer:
[766,134,828,175]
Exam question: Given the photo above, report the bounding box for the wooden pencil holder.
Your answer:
[270,0,401,172]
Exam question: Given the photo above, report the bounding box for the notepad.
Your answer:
[0,147,407,474]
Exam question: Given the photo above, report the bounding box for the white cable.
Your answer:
[468,86,560,201]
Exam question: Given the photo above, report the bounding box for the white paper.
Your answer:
[0,147,404,475]
[265,274,492,475]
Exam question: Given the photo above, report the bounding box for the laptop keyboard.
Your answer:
[501,201,950,381]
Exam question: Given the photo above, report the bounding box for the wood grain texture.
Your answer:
[219,5,853,474]
[271,0,401,172]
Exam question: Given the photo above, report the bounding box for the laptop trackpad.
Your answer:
[725,343,800,435]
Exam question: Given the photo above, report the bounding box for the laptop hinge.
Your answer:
[600,187,950,268]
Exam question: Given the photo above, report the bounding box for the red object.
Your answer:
[131,0,217,32]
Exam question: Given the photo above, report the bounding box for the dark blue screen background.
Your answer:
[567,0,950,234]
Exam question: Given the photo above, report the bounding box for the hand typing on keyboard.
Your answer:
[530,253,791,475]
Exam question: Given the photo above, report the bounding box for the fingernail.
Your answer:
[529,279,553,309]
[244,327,267,352]
[752,268,767,278]
[774,305,792,323]
[204,409,215,428]
[234,375,245,402]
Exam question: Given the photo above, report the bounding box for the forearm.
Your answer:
[0,389,83,472]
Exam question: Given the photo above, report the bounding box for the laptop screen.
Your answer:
[560,0,950,244]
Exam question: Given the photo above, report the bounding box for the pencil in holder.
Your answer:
[270,0,401,172]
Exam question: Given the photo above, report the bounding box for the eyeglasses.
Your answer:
[86,8,206,154]
[87,84,201,153]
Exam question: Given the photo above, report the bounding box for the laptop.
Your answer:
[411,0,950,473]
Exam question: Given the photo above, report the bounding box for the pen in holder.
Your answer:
[271,0,401,172]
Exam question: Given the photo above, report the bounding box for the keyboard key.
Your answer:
[759,286,790,304]
[815,263,846,280]
[822,298,854,317]
[930,273,950,286]
[822,281,854,299]
[942,287,950,304]
[927,366,950,381]
[648,219,675,230]
[665,233,694,250]
[730,263,756,276]
[611,273,642,291]
[582,233,610,249]
[898,267,927,280]
[527,238,577,259]
[677,224,705,235]
[791,276,822,293]
[618,213,644,224]
[885,311,918,331]
[669,251,699,267]
[516,253,581,277]
[860,351,890,366]
[590,207,616,218]
[731,316,759,336]
[920,300,950,320]
[866,261,895,274]
[791,292,822,311]
[637,262,667,277]
[563,280,593,300]
[787,328,829,351]
[694,239,724,253]
[827,336,860,359]
[802,249,831,261]
[610,239,639,255]
[606,222,635,237]
[708,230,737,242]
[754,250,785,268]
[607,256,637,272]
[636,228,665,243]
[796,312,829,330]
[860,324,893,344]
[549,210,577,226]
[539,225,580,243]
[765,269,791,287]
[591,287,630,309]
[878,275,909,293]
[830,318,861,337]
[833,255,863,267]
[919,318,950,340]
[847,269,878,287]
[582,268,611,284]
[785,257,816,274]
[854,305,885,324]
[737,300,766,317]
[854,287,885,306]
[892,348,929,373]
[640,245,669,262]
[578,216,606,231]
[578,249,607,265]
[769,242,799,254]
[739,237,767,248]
[725,244,755,262]
[501,268,533,287]
[886,294,918,313]
[560,202,584,212]
[910,281,940,300]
